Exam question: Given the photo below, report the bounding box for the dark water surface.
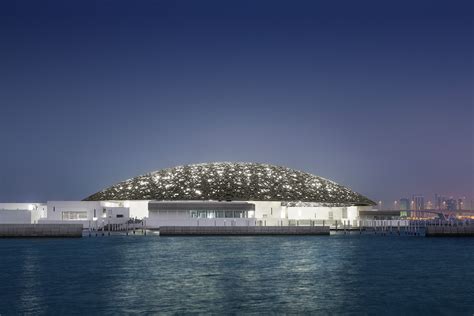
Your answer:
[0,234,473,315]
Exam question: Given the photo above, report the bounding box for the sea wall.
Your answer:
[159,226,330,236]
[425,225,474,237]
[0,224,83,238]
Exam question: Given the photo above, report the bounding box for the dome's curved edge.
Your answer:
[83,162,376,206]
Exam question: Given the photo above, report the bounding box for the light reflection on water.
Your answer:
[0,235,473,314]
[18,247,43,313]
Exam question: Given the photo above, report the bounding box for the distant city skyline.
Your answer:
[0,0,472,203]
[379,194,472,211]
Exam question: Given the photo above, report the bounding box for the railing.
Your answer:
[85,219,148,236]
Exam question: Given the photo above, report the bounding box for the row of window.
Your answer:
[61,211,125,220]
[189,210,249,219]
[62,211,88,220]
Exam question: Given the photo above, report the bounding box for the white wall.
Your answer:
[31,208,46,223]
[0,210,32,224]
[124,200,149,219]
[43,201,129,228]
[286,206,344,221]
[89,200,149,219]
[0,203,32,210]
[252,201,284,219]
[0,203,47,224]
[347,206,359,222]
[0,203,46,211]
[250,202,365,224]
[46,201,101,221]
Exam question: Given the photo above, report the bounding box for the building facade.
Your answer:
[1,162,377,228]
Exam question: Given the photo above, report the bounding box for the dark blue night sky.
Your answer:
[0,0,472,205]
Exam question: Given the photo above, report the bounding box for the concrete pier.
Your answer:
[0,224,83,238]
[426,225,474,237]
[158,226,330,236]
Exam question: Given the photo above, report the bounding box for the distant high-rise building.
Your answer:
[457,197,466,210]
[446,198,457,212]
[435,193,443,210]
[412,195,424,210]
[426,200,433,209]
[434,194,446,210]
[399,198,410,210]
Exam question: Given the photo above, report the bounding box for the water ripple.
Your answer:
[0,235,473,315]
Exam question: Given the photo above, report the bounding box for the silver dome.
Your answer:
[84,162,375,206]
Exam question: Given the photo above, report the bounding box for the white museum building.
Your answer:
[0,162,376,229]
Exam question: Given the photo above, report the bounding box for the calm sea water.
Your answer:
[0,233,473,315]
